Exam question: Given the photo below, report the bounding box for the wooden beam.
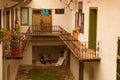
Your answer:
[9,0,23,2]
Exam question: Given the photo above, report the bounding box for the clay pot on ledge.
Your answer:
[72,30,78,40]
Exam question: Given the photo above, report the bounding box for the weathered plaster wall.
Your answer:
[70,53,79,80]
[77,0,120,80]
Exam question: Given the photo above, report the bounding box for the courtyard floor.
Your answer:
[16,63,75,80]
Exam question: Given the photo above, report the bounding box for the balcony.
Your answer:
[30,25,101,61]
[3,25,100,61]
[3,27,30,59]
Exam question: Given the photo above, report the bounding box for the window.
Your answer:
[55,9,64,14]
[78,2,83,13]
[21,7,29,25]
[117,37,120,80]
[75,2,84,33]
[33,10,41,14]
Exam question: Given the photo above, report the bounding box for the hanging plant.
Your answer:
[0,28,9,41]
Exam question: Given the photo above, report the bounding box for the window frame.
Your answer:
[21,7,29,25]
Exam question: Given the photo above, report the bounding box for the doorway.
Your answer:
[88,8,98,50]
[79,62,84,80]
[32,9,52,31]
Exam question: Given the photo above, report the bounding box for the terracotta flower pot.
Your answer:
[11,48,20,56]
[72,32,78,40]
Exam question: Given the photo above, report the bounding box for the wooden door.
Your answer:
[42,14,52,31]
[32,10,42,31]
[88,8,97,50]
[32,9,52,31]
[79,62,84,80]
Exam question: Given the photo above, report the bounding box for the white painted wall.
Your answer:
[70,52,79,80]
[77,0,120,80]
[19,0,73,33]
[4,60,22,80]
[22,42,32,65]
[0,43,3,80]
[0,0,4,80]
[2,0,120,80]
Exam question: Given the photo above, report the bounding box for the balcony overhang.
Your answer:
[5,55,23,59]
[9,0,32,2]
[9,0,23,2]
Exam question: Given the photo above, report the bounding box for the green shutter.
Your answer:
[88,8,97,50]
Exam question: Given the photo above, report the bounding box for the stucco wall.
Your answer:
[70,52,79,80]
[19,0,73,33]
[22,42,32,65]
[4,60,22,80]
[2,0,120,80]
[0,43,3,80]
[77,0,120,80]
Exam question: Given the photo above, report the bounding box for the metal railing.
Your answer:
[31,25,100,60]
[3,25,100,60]
[3,27,31,59]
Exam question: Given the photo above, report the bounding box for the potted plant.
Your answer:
[76,26,81,33]
[10,28,20,56]
[40,20,45,31]
[72,28,78,40]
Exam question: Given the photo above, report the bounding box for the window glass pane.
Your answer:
[33,10,41,14]
[55,9,64,14]
[21,7,29,25]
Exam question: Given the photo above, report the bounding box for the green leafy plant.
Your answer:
[72,28,78,33]
[10,28,20,56]
[28,69,61,80]
[0,28,9,41]
[40,20,45,30]
[11,28,20,48]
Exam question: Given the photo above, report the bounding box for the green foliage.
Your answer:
[40,20,45,29]
[0,28,9,41]
[28,69,61,80]
[11,28,20,48]
[72,29,77,32]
